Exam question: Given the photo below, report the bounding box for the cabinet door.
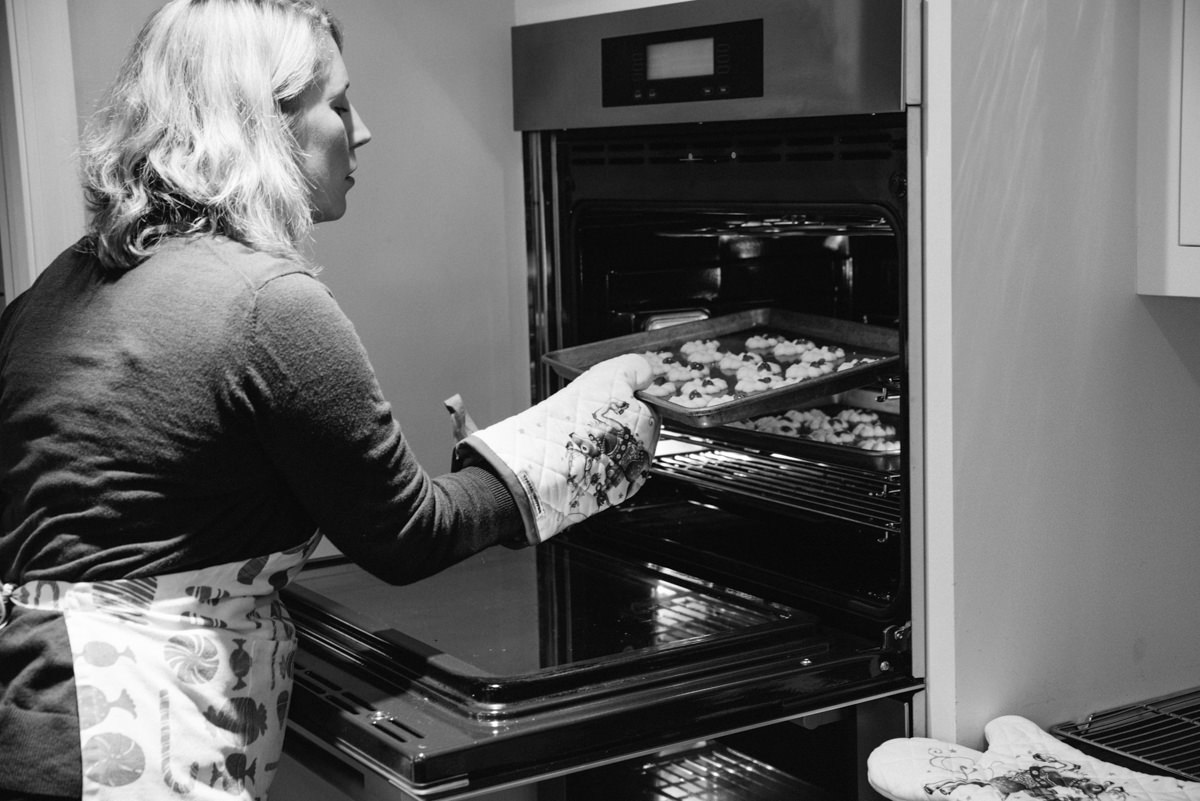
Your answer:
[1138,0,1200,295]
[1180,0,1200,247]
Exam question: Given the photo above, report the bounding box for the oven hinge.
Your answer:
[877,375,903,402]
[882,621,912,655]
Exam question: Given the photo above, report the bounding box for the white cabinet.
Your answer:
[1138,0,1200,295]
[1181,1,1200,247]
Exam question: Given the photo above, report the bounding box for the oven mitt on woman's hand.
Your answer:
[452,354,660,545]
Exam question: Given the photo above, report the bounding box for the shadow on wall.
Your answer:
[1140,295,1200,389]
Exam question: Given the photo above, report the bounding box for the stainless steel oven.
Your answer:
[277,2,924,799]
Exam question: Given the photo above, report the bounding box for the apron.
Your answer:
[6,534,321,801]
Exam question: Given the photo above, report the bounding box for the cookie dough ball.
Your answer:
[669,389,711,408]
[800,346,844,366]
[772,338,814,361]
[718,351,762,373]
[679,376,727,396]
[853,422,897,439]
[696,376,728,395]
[643,377,677,398]
[787,408,828,428]
[836,408,879,426]
[638,350,675,376]
[745,334,780,351]
[735,374,779,394]
[785,362,827,381]
[836,355,879,372]
[680,339,721,357]
[688,347,724,366]
[736,361,782,382]
[666,362,708,383]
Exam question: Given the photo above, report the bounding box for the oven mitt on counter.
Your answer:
[867,714,1200,800]
[449,354,660,545]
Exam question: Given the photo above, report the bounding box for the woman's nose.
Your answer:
[349,104,371,148]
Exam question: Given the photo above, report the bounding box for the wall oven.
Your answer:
[277,2,924,799]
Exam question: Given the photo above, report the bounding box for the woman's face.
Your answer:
[292,39,372,223]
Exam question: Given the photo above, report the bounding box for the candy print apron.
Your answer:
[7,534,321,801]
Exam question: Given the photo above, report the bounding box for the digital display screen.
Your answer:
[601,20,761,107]
[646,38,714,80]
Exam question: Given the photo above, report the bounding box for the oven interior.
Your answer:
[569,204,901,343]
[533,116,909,369]
[532,112,912,632]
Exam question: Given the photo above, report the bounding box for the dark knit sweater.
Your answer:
[0,235,522,794]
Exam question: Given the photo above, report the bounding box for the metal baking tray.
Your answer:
[542,308,900,428]
[718,405,902,472]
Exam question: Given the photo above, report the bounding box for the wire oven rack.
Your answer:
[1051,686,1200,782]
[651,435,903,538]
[567,741,835,801]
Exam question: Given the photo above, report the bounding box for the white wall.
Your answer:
[0,0,85,301]
[303,0,528,472]
[515,0,689,26]
[947,0,1200,744]
[68,0,160,119]
[68,0,528,474]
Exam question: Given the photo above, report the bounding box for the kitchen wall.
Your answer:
[69,0,528,477]
[514,0,687,25]
[946,0,1200,744]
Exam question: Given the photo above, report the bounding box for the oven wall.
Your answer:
[934,0,1200,746]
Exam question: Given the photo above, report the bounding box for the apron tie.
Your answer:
[0,582,14,631]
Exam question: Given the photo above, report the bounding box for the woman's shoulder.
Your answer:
[158,234,318,287]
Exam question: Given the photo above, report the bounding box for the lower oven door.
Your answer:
[276,505,919,800]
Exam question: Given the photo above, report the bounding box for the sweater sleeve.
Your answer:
[242,272,525,584]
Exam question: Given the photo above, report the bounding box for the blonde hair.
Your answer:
[79,0,343,270]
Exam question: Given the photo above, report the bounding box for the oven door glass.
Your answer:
[281,500,912,796]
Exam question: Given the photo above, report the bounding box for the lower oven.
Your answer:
[276,1,924,799]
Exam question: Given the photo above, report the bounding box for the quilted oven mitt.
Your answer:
[867,714,1200,801]
[453,354,660,545]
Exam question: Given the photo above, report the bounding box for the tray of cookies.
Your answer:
[722,405,901,471]
[541,308,900,428]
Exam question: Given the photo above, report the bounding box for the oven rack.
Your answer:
[619,580,797,645]
[568,741,834,801]
[1051,686,1200,782]
[651,437,902,536]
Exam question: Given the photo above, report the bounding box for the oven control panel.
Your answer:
[601,19,763,107]
[513,0,905,130]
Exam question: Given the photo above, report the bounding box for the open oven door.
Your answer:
[278,506,919,799]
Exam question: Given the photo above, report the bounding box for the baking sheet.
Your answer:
[719,405,902,472]
[542,308,900,428]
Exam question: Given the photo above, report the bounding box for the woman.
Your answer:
[0,1,658,799]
